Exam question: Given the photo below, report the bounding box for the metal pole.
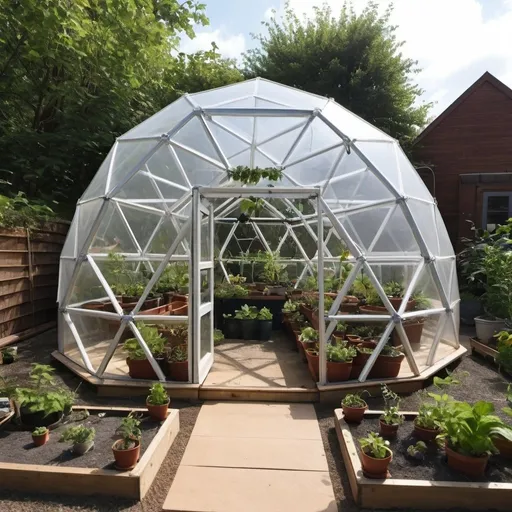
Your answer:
[317,193,326,385]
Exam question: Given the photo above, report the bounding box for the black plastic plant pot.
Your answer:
[224,317,241,339]
[258,320,273,341]
[241,319,258,340]
[19,407,63,428]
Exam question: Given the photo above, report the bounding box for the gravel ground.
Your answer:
[2,329,512,511]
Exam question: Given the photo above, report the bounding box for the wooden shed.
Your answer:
[413,72,512,247]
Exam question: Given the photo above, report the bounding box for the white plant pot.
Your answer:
[73,440,94,455]
[474,316,505,344]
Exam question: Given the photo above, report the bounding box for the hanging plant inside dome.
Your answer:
[238,196,264,223]
[227,166,283,185]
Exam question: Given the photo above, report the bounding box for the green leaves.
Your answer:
[359,432,392,459]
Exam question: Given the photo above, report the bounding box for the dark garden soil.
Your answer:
[0,411,160,469]
[349,417,512,483]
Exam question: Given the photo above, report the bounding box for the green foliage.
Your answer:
[32,426,48,436]
[104,252,148,297]
[0,1,242,208]
[359,432,392,459]
[0,193,57,229]
[257,307,273,320]
[168,323,188,342]
[336,321,347,333]
[503,384,512,419]
[116,414,142,450]
[124,323,165,360]
[234,304,258,320]
[227,166,283,185]
[381,345,403,358]
[412,291,432,311]
[495,331,512,375]
[259,251,288,285]
[213,329,224,345]
[384,281,405,298]
[326,343,356,363]
[282,300,298,313]
[481,245,512,319]
[342,392,368,408]
[156,263,189,294]
[299,327,319,342]
[240,197,265,218]
[215,282,249,299]
[168,344,187,363]
[407,441,427,459]
[229,274,246,285]
[147,383,169,406]
[440,401,512,457]
[60,425,95,445]
[380,406,404,426]
[244,2,430,145]
[351,273,373,299]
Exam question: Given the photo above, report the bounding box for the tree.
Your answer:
[0,1,241,212]
[244,1,431,145]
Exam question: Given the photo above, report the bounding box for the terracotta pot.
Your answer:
[342,403,367,423]
[346,335,362,345]
[255,282,266,292]
[327,360,352,382]
[413,422,440,442]
[32,430,49,447]
[112,439,141,471]
[127,358,160,379]
[350,342,376,379]
[359,305,388,315]
[333,334,345,345]
[493,435,512,458]
[369,353,405,379]
[172,294,188,303]
[392,320,424,346]
[168,360,189,382]
[305,349,319,381]
[388,297,415,311]
[360,451,392,479]
[379,419,399,438]
[445,444,489,477]
[172,303,188,315]
[82,301,105,311]
[340,303,359,314]
[146,398,170,421]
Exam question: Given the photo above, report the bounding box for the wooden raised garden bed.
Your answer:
[469,337,499,361]
[334,408,512,510]
[0,405,179,499]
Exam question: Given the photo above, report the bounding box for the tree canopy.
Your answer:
[244,1,431,145]
[0,0,242,212]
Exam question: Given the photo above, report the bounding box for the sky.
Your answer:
[179,0,512,118]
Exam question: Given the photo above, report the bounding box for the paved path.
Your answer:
[163,402,337,512]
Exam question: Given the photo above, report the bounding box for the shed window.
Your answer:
[482,192,512,231]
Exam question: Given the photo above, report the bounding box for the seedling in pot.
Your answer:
[359,432,393,478]
[32,426,49,447]
[341,391,370,423]
[146,383,170,421]
[407,441,427,460]
[60,425,96,455]
[112,413,142,471]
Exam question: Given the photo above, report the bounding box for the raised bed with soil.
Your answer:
[334,409,512,510]
[0,406,180,500]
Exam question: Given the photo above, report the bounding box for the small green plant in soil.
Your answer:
[407,441,427,460]
[342,392,368,408]
[380,406,404,426]
[299,327,319,342]
[60,425,96,445]
[282,300,298,313]
[124,323,165,360]
[257,307,273,320]
[32,426,49,436]
[147,383,169,406]
[234,304,258,320]
[381,345,403,357]
[384,281,405,297]
[215,282,249,298]
[495,331,512,375]
[116,414,142,450]
[213,329,225,345]
[359,432,392,459]
[326,344,356,363]
[168,344,187,362]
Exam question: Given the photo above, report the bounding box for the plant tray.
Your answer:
[334,409,512,510]
[0,406,179,499]
[469,337,499,361]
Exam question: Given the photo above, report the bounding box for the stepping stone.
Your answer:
[163,466,337,512]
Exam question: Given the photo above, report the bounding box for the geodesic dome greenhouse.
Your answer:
[57,78,460,386]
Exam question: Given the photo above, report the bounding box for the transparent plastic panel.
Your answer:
[257,79,329,110]
[414,264,445,312]
[353,141,403,194]
[285,116,343,165]
[112,170,162,206]
[258,124,306,165]
[434,208,455,257]
[200,311,212,360]
[61,214,78,258]
[256,223,287,253]
[255,103,309,142]
[205,117,250,162]
[284,145,343,185]
[326,146,366,183]
[173,146,224,186]
[292,224,317,259]
[209,115,255,145]
[76,198,103,256]
[81,144,115,201]
[147,215,188,256]
[120,96,193,139]
[58,259,75,304]
[395,145,433,202]
[321,100,393,141]
[435,258,458,306]
[119,203,162,252]
[173,116,222,163]
[90,200,138,254]
[67,260,111,307]
[142,144,190,190]
[106,139,161,195]
[406,199,440,256]
[190,80,257,107]
[201,215,211,260]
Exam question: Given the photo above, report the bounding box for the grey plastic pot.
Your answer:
[72,440,94,455]
[474,316,505,344]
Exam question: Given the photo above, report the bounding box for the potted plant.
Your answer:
[326,343,356,382]
[166,323,188,348]
[305,346,319,381]
[214,329,225,345]
[393,292,431,346]
[156,263,189,304]
[146,383,169,421]
[167,344,188,382]
[123,323,166,379]
[341,392,368,423]
[414,393,449,442]
[282,300,298,323]
[32,426,49,447]
[440,400,512,477]
[379,405,404,438]
[350,341,376,379]
[1,347,16,365]
[383,281,415,311]
[234,304,258,340]
[257,307,273,341]
[370,344,405,379]
[112,414,142,470]
[359,432,393,478]
[15,364,69,427]
[495,330,512,375]
[59,425,96,455]
[259,251,288,296]
[222,313,240,339]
